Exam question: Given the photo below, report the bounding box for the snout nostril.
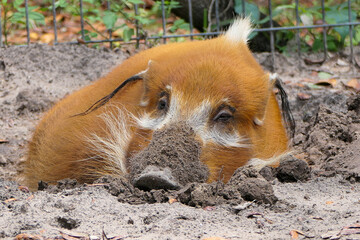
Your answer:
[132,166,180,191]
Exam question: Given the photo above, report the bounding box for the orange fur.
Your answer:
[23,20,289,189]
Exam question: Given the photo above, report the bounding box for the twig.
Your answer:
[207,0,216,33]
[84,19,109,40]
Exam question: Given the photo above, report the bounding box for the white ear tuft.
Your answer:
[224,17,253,44]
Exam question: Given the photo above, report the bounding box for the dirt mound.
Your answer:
[129,122,209,190]
[1,44,360,239]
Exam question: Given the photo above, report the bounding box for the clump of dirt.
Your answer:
[289,89,360,178]
[128,122,209,189]
[227,166,278,205]
[275,155,311,182]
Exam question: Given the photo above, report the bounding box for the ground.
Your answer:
[0,44,359,240]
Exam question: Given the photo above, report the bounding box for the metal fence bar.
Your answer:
[79,0,85,40]
[241,0,245,17]
[0,5,2,47]
[6,0,360,69]
[215,0,220,32]
[52,0,58,44]
[25,0,30,45]
[188,0,194,40]
[321,0,327,61]
[134,4,140,49]
[161,0,167,43]
[107,0,113,49]
[268,0,275,70]
[348,0,354,65]
[295,0,301,61]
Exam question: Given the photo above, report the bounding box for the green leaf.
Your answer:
[55,0,68,9]
[127,0,144,4]
[234,0,260,22]
[326,6,357,42]
[318,72,332,80]
[14,0,23,9]
[123,27,134,42]
[103,11,117,30]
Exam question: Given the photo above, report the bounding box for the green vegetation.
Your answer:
[0,0,359,51]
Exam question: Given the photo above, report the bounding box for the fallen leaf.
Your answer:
[315,78,337,87]
[304,58,325,65]
[40,33,55,44]
[336,58,348,66]
[321,231,340,239]
[306,83,322,89]
[168,198,177,204]
[340,223,360,235]
[297,92,311,100]
[326,201,334,205]
[0,139,9,144]
[29,32,39,40]
[202,237,229,240]
[19,185,30,193]
[345,79,360,91]
[290,230,299,239]
[4,198,17,203]
[318,72,333,80]
[203,206,216,211]
[27,195,34,201]
[15,233,43,240]
[247,212,263,218]
[60,230,90,240]
[232,201,253,211]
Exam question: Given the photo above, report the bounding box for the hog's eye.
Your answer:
[213,108,234,123]
[157,93,169,112]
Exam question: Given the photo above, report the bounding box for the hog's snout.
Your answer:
[128,123,209,190]
[132,166,180,190]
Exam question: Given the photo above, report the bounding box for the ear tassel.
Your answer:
[72,75,143,117]
[273,77,296,138]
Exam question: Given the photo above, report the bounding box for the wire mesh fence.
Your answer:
[1,0,360,67]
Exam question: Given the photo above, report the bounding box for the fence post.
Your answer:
[161,0,167,44]
[348,0,354,65]
[0,5,2,47]
[52,0,58,44]
[25,0,30,45]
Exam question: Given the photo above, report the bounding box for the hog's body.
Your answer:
[23,19,289,189]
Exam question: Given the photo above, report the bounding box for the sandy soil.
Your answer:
[0,44,360,240]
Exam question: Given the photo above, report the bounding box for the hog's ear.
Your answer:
[139,60,158,107]
[269,73,296,137]
[253,74,271,126]
[224,18,253,45]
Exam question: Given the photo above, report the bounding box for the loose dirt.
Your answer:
[0,44,359,240]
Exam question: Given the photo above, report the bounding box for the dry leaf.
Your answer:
[326,201,334,205]
[247,212,263,218]
[315,79,337,87]
[4,198,17,203]
[0,139,9,144]
[340,223,360,235]
[19,185,30,193]
[297,92,311,100]
[345,79,360,91]
[27,195,34,201]
[168,198,177,204]
[290,230,299,239]
[15,233,43,240]
[202,237,229,240]
[40,33,55,44]
[203,206,216,211]
[29,32,39,40]
[60,230,89,240]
